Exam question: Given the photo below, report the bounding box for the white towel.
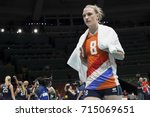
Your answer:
[67,24,125,82]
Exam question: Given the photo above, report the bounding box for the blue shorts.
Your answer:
[84,85,122,99]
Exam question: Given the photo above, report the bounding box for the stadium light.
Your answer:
[17,29,22,33]
[33,28,38,34]
[1,28,5,32]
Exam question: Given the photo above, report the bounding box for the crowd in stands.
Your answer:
[0,75,86,100]
[0,73,150,100]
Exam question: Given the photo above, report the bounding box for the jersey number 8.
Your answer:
[90,41,97,55]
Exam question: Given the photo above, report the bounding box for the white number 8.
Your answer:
[90,41,97,55]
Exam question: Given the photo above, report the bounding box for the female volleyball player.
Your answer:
[15,81,27,100]
[67,5,125,100]
[0,76,15,100]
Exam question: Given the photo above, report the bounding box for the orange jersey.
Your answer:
[83,32,118,90]
[142,81,149,93]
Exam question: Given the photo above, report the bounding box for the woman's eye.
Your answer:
[87,13,92,16]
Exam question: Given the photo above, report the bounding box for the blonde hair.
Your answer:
[18,81,26,94]
[24,81,29,86]
[5,75,11,85]
[84,4,104,22]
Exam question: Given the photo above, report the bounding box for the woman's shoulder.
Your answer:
[99,24,115,31]
[8,84,13,89]
[99,24,118,36]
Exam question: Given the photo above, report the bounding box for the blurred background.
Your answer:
[0,0,150,97]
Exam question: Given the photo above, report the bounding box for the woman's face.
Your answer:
[82,7,98,28]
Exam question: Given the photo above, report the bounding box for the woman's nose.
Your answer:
[85,15,88,19]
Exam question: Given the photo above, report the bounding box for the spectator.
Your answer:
[64,83,76,100]
[137,77,144,100]
[142,77,150,100]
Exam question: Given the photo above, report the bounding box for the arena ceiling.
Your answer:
[0,0,149,26]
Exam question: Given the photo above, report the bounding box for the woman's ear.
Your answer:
[96,15,99,21]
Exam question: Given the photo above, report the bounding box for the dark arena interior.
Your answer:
[0,0,150,100]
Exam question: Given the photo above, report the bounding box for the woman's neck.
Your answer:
[89,24,98,35]
[5,82,10,86]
